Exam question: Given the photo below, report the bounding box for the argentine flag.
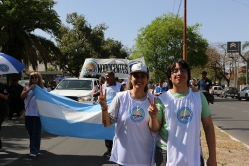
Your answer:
[32,85,115,140]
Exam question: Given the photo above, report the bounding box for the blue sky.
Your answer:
[35,0,249,49]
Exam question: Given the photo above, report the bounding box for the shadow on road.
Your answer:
[2,150,116,166]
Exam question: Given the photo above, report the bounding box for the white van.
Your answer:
[212,86,223,96]
[50,77,99,103]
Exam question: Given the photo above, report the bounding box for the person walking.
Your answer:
[101,71,124,158]
[149,59,217,166]
[20,72,47,157]
[7,79,24,119]
[197,71,213,94]
[98,63,157,166]
[0,82,8,151]
[197,71,214,104]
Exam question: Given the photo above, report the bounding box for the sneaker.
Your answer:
[29,154,37,157]
[103,151,111,158]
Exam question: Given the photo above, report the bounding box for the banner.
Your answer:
[33,86,115,140]
[79,57,145,79]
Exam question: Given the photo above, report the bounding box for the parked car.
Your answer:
[50,77,99,103]
[220,87,238,98]
[212,86,223,96]
[238,86,249,101]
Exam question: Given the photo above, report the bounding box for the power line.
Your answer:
[173,0,177,13]
[231,0,249,7]
[176,0,183,16]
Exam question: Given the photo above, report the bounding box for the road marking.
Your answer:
[242,110,249,114]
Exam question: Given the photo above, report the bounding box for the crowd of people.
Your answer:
[97,60,217,166]
[0,59,217,165]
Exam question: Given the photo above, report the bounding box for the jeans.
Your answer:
[105,139,113,152]
[0,116,5,149]
[8,101,22,119]
[25,116,41,155]
[154,146,167,166]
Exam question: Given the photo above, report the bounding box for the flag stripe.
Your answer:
[37,100,102,124]
[40,115,115,140]
[33,85,115,140]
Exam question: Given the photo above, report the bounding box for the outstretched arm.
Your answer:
[202,116,217,166]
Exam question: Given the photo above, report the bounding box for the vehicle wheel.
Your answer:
[231,96,234,98]
[224,94,227,98]
[246,94,249,101]
[238,94,241,100]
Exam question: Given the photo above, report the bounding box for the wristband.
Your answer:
[101,107,108,111]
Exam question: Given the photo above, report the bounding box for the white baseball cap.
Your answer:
[130,63,149,74]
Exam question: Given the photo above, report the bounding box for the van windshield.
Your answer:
[56,80,92,90]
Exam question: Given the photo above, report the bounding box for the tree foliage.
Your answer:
[0,0,62,71]
[55,13,129,77]
[131,13,209,81]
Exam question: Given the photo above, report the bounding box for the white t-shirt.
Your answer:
[25,86,47,116]
[102,82,121,100]
[159,89,202,166]
[109,90,157,166]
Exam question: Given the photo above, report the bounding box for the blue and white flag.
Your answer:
[32,86,115,140]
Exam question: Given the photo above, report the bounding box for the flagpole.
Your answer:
[183,0,187,61]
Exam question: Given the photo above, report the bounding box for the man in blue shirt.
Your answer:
[154,79,169,96]
[197,71,213,94]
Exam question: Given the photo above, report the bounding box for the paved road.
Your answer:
[0,119,117,166]
[1,96,248,165]
[210,96,249,146]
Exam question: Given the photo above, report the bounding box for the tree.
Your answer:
[100,38,129,58]
[242,41,249,55]
[0,0,62,71]
[238,73,246,85]
[131,13,209,81]
[55,13,129,77]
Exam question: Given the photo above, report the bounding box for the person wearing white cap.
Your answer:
[98,63,160,166]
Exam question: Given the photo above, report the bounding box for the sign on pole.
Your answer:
[227,41,248,85]
[227,42,241,54]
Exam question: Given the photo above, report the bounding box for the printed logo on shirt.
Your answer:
[130,106,145,122]
[177,107,193,124]
[107,88,116,98]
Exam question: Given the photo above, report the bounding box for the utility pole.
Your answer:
[183,0,187,61]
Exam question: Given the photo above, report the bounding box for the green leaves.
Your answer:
[0,0,62,71]
[132,13,209,81]
[55,13,129,77]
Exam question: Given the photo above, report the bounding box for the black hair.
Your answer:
[105,70,115,76]
[166,59,191,88]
